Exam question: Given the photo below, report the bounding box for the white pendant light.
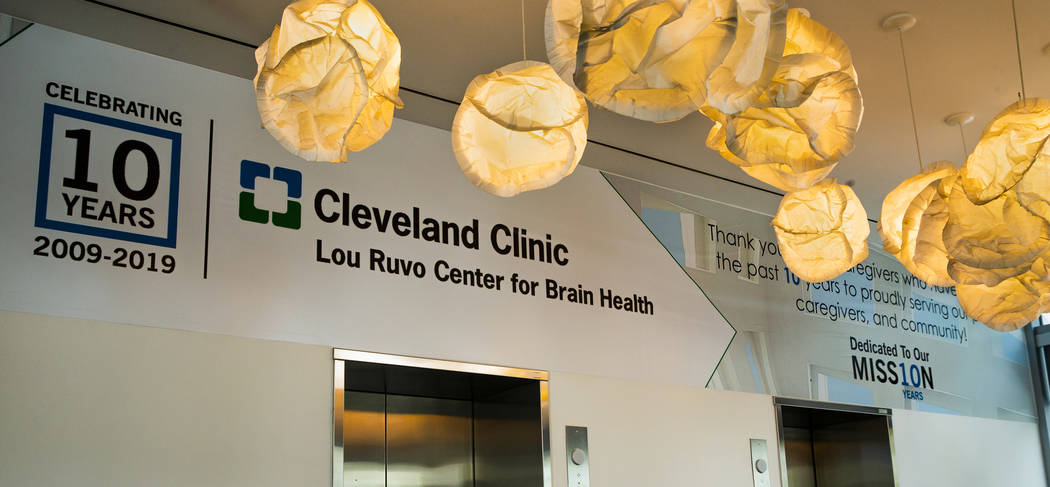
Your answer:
[772,179,870,283]
[451,1,588,197]
[451,61,588,197]
[254,0,403,162]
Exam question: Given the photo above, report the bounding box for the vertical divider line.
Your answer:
[203,119,214,279]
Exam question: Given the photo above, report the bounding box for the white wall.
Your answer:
[0,311,332,487]
[0,310,779,487]
[549,372,779,487]
[893,408,1046,487]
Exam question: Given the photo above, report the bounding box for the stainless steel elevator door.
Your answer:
[386,396,474,487]
[777,401,896,487]
[337,356,548,487]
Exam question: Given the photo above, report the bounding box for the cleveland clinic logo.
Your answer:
[238,160,301,230]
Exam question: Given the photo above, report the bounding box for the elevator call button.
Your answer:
[571,448,586,465]
[755,458,768,473]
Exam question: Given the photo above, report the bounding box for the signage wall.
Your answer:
[0,25,733,387]
[606,175,1037,421]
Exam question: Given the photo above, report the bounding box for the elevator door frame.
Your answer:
[774,397,900,487]
[333,349,552,487]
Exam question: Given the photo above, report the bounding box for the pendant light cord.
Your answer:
[1011,0,1027,100]
[897,29,924,171]
[957,123,969,161]
[521,0,528,60]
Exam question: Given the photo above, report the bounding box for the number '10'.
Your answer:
[62,128,161,201]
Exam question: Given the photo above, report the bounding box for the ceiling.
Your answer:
[12,0,1050,215]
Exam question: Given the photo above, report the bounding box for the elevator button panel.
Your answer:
[750,438,770,487]
[566,426,590,487]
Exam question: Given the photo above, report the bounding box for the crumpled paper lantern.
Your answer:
[451,61,589,197]
[942,99,1050,289]
[956,258,1050,332]
[940,180,1050,333]
[771,179,869,282]
[942,145,1050,330]
[255,0,402,162]
[704,9,862,192]
[910,99,1050,332]
[544,0,786,122]
[877,161,957,286]
[960,98,1050,204]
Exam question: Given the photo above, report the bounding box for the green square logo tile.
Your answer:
[272,201,301,229]
[239,191,269,224]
